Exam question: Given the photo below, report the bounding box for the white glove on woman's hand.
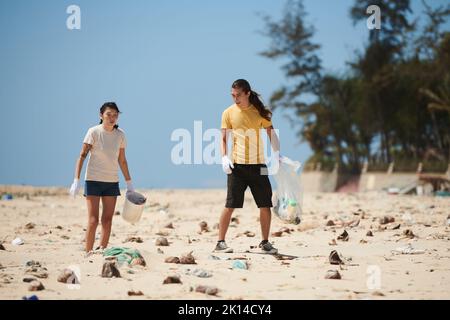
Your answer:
[221,155,234,174]
[126,180,135,194]
[69,179,80,198]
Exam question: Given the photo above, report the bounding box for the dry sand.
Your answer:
[1,186,449,300]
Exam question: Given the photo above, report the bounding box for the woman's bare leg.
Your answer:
[85,196,100,252]
[99,196,117,249]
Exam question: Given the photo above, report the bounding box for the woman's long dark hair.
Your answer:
[99,102,120,129]
[232,79,272,121]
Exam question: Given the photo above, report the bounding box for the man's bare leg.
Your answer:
[259,207,278,254]
[214,207,235,253]
[259,207,272,240]
[218,207,234,241]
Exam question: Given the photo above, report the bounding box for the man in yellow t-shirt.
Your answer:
[215,79,281,255]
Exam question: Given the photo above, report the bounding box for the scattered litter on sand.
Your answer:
[379,216,395,225]
[165,256,180,264]
[325,270,341,279]
[392,244,425,255]
[155,237,169,246]
[163,275,182,284]
[195,285,219,296]
[329,250,343,265]
[11,237,24,245]
[184,268,212,278]
[28,280,45,291]
[57,268,79,284]
[101,258,121,278]
[180,251,196,264]
[123,236,143,243]
[127,290,144,296]
[337,230,349,241]
[232,260,248,270]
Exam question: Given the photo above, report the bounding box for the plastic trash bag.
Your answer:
[103,247,146,266]
[272,157,303,225]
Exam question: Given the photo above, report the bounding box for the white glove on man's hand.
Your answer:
[69,179,80,198]
[126,180,135,194]
[221,155,234,174]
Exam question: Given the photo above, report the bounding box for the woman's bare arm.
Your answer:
[74,143,91,179]
[118,148,131,181]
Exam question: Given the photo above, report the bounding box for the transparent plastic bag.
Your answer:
[272,157,303,225]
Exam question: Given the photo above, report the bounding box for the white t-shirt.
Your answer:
[83,125,127,182]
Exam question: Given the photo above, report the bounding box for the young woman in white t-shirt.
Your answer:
[69,102,134,254]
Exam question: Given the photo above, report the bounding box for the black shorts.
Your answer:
[84,180,121,197]
[225,164,272,208]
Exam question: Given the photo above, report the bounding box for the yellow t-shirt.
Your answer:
[221,104,272,164]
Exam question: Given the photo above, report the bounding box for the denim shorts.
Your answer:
[84,180,121,197]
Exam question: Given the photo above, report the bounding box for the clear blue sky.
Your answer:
[0,0,448,188]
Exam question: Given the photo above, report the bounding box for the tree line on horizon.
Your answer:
[262,0,450,173]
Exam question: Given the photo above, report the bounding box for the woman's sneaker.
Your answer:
[93,246,105,255]
[84,246,105,258]
[259,241,278,254]
[213,241,233,253]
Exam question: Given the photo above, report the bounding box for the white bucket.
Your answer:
[121,191,146,224]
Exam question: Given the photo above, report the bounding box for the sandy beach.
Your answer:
[1,186,449,300]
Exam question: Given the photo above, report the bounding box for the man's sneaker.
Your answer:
[213,241,233,253]
[259,241,278,254]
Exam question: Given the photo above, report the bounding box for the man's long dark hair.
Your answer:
[99,102,120,129]
[232,79,272,121]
